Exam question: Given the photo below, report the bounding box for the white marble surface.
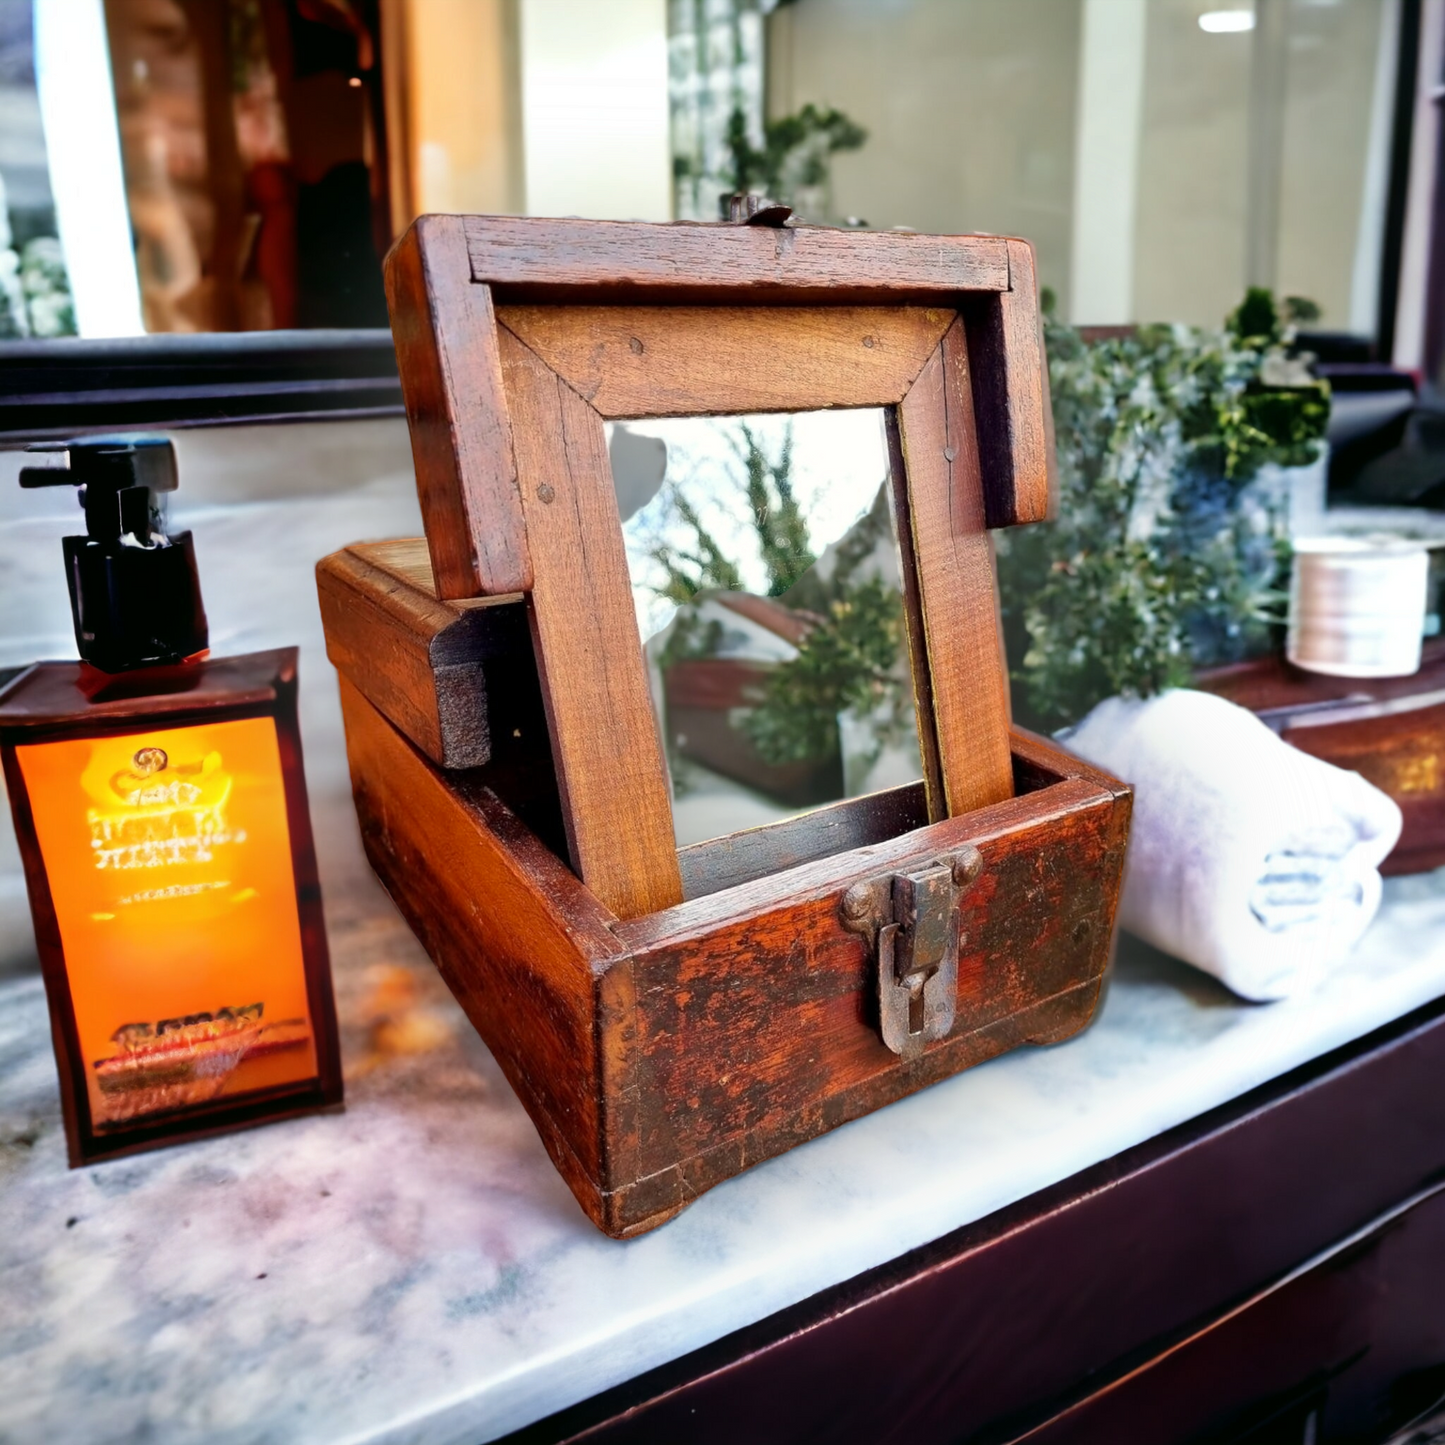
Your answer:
[3,848,1445,1444]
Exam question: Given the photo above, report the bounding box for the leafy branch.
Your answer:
[745,573,905,766]
[645,424,907,770]
[722,103,868,203]
[995,288,1330,732]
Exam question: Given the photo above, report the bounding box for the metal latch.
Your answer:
[840,846,983,1061]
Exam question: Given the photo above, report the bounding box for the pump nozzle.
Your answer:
[21,436,208,673]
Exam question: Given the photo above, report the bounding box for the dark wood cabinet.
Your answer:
[503,997,1445,1445]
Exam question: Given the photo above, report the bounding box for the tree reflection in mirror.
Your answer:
[610,409,924,847]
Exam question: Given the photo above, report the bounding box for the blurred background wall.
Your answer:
[2,0,1441,364]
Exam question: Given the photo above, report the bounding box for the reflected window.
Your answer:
[610,409,924,847]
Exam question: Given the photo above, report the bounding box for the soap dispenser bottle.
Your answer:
[0,436,342,1165]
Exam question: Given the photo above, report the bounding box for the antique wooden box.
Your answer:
[319,214,1132,1237]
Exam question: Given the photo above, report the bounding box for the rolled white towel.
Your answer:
[1063,689,1403,1001]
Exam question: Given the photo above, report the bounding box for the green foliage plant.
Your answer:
[747,486,909,768]
[995,289,1330,733]
[724,103,868,205]
[644,425,908,772]
[647,421,811,619]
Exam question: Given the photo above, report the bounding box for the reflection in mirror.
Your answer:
[609,410,924,848]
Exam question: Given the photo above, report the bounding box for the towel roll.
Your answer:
[1064,689,1403,1000]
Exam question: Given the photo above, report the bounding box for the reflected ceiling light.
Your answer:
[1199,8,1256,30]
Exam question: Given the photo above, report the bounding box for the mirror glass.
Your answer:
[609,409,925,848]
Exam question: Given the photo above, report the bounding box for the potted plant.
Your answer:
[995,288,1331,733]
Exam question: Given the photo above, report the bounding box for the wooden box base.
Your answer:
[335,674,1130,1237]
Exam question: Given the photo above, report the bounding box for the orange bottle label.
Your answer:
[17,716,317,1132]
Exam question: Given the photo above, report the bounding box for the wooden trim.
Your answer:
[337,677,629,1228]
[317,540,527,770]
[887,411,946,814]
[464,215,1011,302]
[678,781,931,900]
[1000,238,1057,525]
[895,318,1016,818]
[384,216,531,598]
[960,239,1057,528]
[495,305,954,418]
[497,326,684,919]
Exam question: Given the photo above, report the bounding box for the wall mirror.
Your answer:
[610,409,924,848]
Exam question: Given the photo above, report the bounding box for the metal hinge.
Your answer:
[840,846,983,1061]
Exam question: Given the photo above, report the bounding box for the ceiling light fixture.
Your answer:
[1199,9,1256,31]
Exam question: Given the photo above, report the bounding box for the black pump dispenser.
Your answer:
[20,436,209,673]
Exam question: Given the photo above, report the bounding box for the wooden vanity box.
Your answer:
[319,214,1132,1237]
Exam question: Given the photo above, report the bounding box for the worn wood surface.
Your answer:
[336,678,635,1229]
[385,217,530,599]
[498,326,684,919]
[886,413,946,813]
[339,670,1130,1233]
[960,238,1056,529]
[344,535,441,596]
[607,730,1130,1222]
[465,216,1010,303]
[317,542,527,769]
[895,318,1016,819]
[1277,710,1445,876]
[351,218,1118,1237]
[496,305,954,417]
[679,782,931,900]
[1198,640,1445,876]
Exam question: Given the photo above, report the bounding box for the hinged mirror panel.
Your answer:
[613,409,926,848]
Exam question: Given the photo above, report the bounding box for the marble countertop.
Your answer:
[4,816,1445,1444]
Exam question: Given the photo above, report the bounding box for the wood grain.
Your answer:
[895,318,1016,818]
[959,238,1056,529]
[339,680,1131,1233]
[498,325,684,919]
[337,678,629,1228]
[344,536,443,596]
[1000,238,1055,524]
[496,305,954,417]
[385,217,531,599]
[465,216,1010,303]
[613,729,1130,1197]
[317,543,527,769]
[678,781,930,901]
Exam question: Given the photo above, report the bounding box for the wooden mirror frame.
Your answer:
[385,215,1055,921]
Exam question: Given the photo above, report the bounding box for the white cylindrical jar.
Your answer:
[1287,536,1430,678]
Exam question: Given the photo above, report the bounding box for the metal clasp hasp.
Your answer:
[839,846,984,1061]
